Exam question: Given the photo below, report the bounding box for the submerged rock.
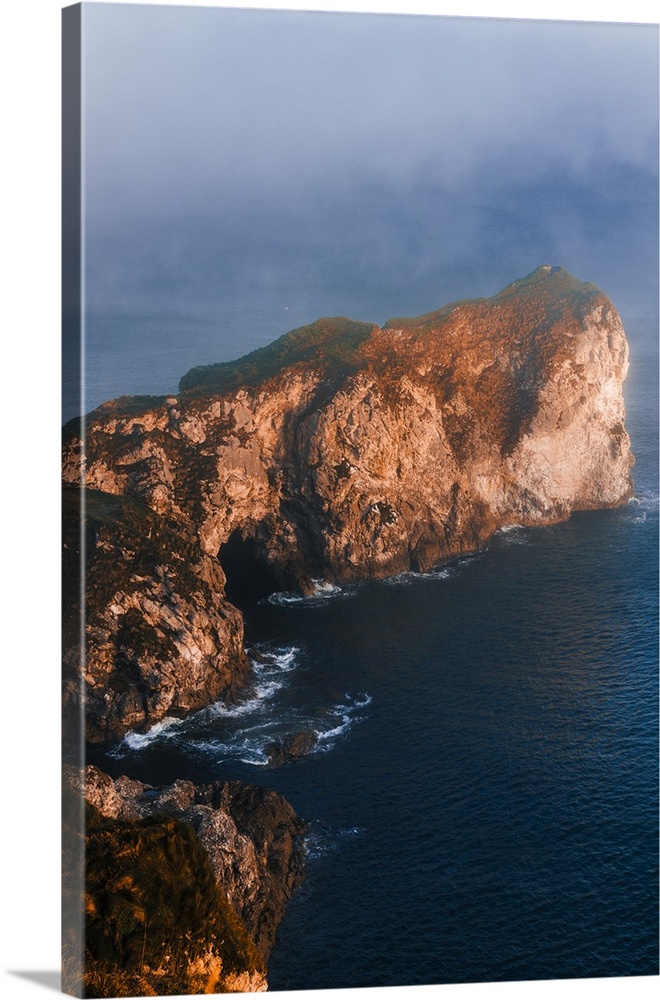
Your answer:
[266,729,318,765]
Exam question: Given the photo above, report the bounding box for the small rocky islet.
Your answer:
[62,266,634,993]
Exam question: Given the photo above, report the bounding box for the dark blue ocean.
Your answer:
[88,321,659,988]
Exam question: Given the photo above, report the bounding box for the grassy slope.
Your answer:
[383,265,602,328]
[73,798,263,997]
[179,316,377,395]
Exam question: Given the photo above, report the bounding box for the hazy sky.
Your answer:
[78,2,658,410]
[84,5,656,205]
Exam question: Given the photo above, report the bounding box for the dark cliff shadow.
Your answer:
[8,971,61,993]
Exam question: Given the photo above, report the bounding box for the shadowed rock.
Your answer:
[266,730,318,765]
[65,764,307,961]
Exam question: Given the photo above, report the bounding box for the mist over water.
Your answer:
[76,164,658,421]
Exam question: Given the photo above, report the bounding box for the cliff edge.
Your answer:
[63,266,633,738]
[63,764,306,996]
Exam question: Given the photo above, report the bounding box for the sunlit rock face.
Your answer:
[63,266,633,734]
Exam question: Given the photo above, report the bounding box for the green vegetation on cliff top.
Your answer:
[179,266,602,396]
[383,265,602,328]
[66,267,601,416]
[179,316,377,395]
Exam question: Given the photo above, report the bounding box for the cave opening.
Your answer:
[218,531,281,606]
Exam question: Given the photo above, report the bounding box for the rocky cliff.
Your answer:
[65,764,306,964]
[63,266,633,738]
[62,765,299,996]
[62,487,251,743]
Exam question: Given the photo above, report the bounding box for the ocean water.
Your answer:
[89,322,659,987]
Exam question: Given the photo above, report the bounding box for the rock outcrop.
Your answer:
[267,730,318,765]
[63,266,634,738]
[62,487,251,743]
[66,765,306,962]
[63,770,269,997]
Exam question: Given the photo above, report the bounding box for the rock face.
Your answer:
[62,266,634,737]
[62,487,252,743]
[69,764,307,961]
[63,768,271,997]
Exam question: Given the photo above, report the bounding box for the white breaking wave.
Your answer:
[113,639,371,768]
[313,694,373,753]
[267,579,351,607]
[497,523,530,546]
[384,566,454,587]
[112,645,300,757]
[304,822,367,860]
[629,488,659,507]
[221,691,373,765]
[118,716,185,753]
[385,548,489,586]
[628,489,659,524]
[208,646,301,716]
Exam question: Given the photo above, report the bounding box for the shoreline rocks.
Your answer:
[66,764,307,961]
[266,730,318,765]
[62,487,253,744]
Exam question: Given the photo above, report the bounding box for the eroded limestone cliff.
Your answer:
[63,266,633,739]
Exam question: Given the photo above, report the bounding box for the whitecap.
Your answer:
[315,714,353,745]
[113,645,301,753]
[206,646,301,716]
[384,567,453,587]
[311,578,342,596]
[267,591,305,606]
[336,825,366,840]
[188,734,272,766]
[119,716,184,753]
[261,646,299,671]
[226,734,271,766]
[312,693,372,752]
[627,489,658,524]
[497,523,530,545]
[198,691,372,765]
[418,567,454,580]
[629,489,659,508]
[205,687,278,720]
[266,580,351,607]
[113,646,371,766]
[304,822,366,860]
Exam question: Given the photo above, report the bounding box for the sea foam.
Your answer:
[628,489,659,524]
[267,579,351,607]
